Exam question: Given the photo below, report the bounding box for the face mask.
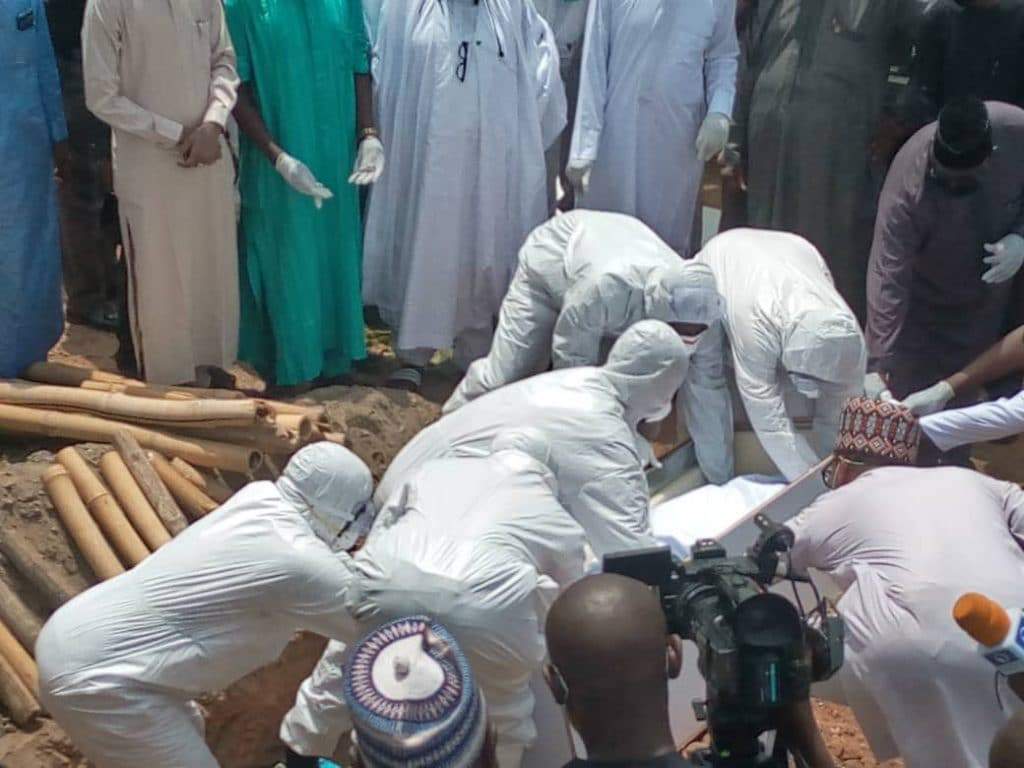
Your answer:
[789,373,822,400]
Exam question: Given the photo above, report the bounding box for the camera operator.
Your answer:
[786,397,1024,767]
[543,574,835,767]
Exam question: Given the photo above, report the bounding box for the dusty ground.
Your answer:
[0,323,909,767]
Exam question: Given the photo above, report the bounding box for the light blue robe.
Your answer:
[1,0,66,376]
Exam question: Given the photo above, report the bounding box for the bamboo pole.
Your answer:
[0,651,40,727]
[99,453,173,551]
[22,362,142,389]
[0,380,267,428]
[177,424,302,456]
[57,448,150,567]
[0,579,43,651]
[170,458,233,505]
[42,466,124,581]
[0,403,263,473]
[0,538,77,611]
[260,400,327,422]
[0,618,37,695]
[148,453,218,521]
[113,433,190,536]
[275,414,314,442]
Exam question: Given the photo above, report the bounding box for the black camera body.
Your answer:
[604,515,844,768]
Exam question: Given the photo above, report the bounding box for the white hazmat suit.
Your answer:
[788,466,1024,767]
[445,210,733,483]
[696,229,867,481]
[280,431,588,767]
[35,444,374,768]
[362,0,567,365]
[569,0,739,253]
[385,320,688,558]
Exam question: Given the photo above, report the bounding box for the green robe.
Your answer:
[225,0,368,386]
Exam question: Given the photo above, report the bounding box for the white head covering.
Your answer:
[782,310,864,388]
[643,262,724,329]
[277,443,375,551]
[604,320,689,424]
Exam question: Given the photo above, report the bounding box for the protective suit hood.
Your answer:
[643,262,724,329]
[604,320,689,423]
[277,444,375,551]
[782,310,865,387]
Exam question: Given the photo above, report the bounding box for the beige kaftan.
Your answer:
[82,0,240,384]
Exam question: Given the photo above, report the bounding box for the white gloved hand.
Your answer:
[695,112,731,163]
[863,372,895,402]
[901,380,955,416]
[349,136,385,186]
[275,152,333,209]
[566,160,592,195]
[982,234,1024,285]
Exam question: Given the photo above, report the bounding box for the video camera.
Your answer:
[604,514,844,768]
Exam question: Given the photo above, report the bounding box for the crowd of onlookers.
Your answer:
[3,0,1022,404]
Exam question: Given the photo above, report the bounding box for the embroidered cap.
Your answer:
[834,396,920,466]
[343,617,487,768]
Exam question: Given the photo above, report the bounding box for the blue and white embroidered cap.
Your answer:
[343,617,487,768]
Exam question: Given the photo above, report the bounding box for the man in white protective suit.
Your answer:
[445,210,734,484]
[34,444,375,768]
[567,0,739,254]
[361,0,567,391]
[787,397,1024,768]
[279,430,588,768]
[382,320,687,559]
[696,228,867,481]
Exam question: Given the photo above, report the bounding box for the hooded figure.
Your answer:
[381,320,687,558]
[35,444,374,768]
[568,0,739,254]
[280,430,588,768]
[697,229,867,481]
[445,211,733,483]
[362,0,567,379]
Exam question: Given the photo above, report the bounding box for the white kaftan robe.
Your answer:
[570,0,739,253]
[789,466,1024,767]
[83,0,239,384]
[362,0,566,362]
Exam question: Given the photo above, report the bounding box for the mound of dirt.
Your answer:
[0,385,440,768]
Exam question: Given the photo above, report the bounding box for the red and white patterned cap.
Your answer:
[834,397,920,465]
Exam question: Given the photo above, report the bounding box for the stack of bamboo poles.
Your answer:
[0,362,343,467]
[0,363,345,724]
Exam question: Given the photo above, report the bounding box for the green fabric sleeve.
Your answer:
[223,0,252,82]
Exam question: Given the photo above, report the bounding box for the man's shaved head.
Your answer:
[547,573,669,694]
[545,574,683,760]
[990,711,1024,768]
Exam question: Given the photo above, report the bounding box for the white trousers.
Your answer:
[444,262,558,413]
[40,675,216,768]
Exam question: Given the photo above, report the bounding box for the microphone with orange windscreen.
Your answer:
[953,593,1024,675]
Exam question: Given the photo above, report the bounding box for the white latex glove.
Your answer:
[275,152,333,209]
[349,136,385,186]
[982,234,1024,285]
[695,112,731,163]
[863,372,895,402]
[566,160,592,195]
[901,380,955,416]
